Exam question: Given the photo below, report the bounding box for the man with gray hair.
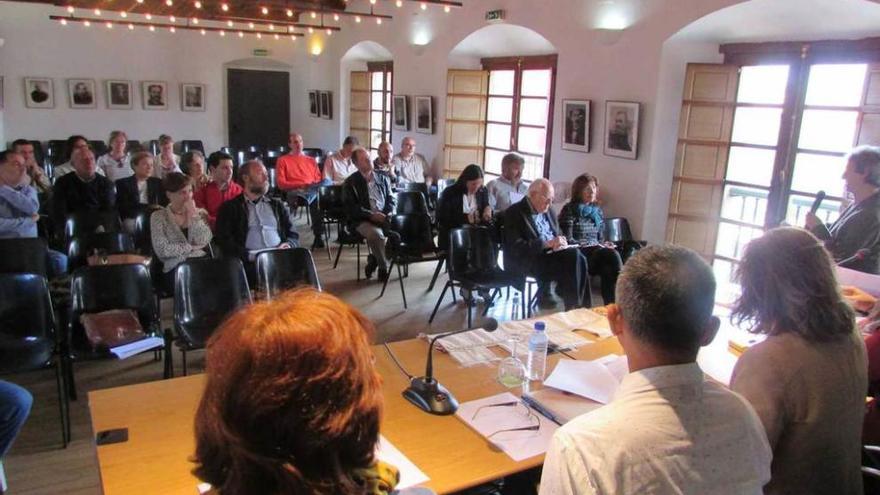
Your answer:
[540,245,772,494]
[503,178,589,309]
[343,147,396,281]
[486,152,528,212]
[806,145,880,273]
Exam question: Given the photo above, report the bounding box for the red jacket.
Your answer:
[276,154,321,190]
[193,180,243,231]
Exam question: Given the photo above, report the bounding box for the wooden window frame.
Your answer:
[367,61,393,154]
[481,54,557,179]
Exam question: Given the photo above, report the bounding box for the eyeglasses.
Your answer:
[471,401,541,440]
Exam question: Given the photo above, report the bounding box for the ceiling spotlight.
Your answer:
[444,5,450,12]
[120,11,127,18]
[192,17,199,24]
[310,11,317,18]
[238,31,244,37]
[165,0,173,6]
[194,1,202,8]
[170,26,176,32]
[136,0,144,3]
[376,17,382,24]
[149,25,155,31]
[286,9,293,17]
[333,13,339,21]
[60,18,67,25]
[256,32,262,39]
[370,0,376,3]
[355,15,361,23]
[290,35,296,41]
[200,28,206,35]
[274,33,279,40]
[128,23,135,29]
[145,13,152,19]
[169,15,176,22]
[221,3,229,12]
[220,29,225,36]
[421,2,427,10]
[105,21,112,28]
[268,23,274,30]
[66,5,74,13]
[307,26,313,33]
[326,28,332,35]
[248,22,254,28]
[94,8,101,15]
[396,0,403,6]
[84,20,91,27]
[261,6,269,15]
[227,20,233,27]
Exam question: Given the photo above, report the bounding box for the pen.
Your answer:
[521,394,563,426]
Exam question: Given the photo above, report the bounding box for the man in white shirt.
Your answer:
[487,152,528,212]
[53,135,106,178]
[323,136,359,184]
[391,137,432,186]
[539,245,772,495]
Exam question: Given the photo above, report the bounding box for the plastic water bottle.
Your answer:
[527,321,549,381]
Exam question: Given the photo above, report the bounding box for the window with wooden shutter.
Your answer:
[444,70,488,178]
[349,71,371,149]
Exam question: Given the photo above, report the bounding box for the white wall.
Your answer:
[3,0,878,242]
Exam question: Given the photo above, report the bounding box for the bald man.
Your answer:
[503,179,590,310]
[276,132,330,248]
[391,137,432,187]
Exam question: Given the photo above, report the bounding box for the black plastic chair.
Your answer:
[63,210,121,246]
[132,205,164,256]
[603,217,646,263]
[332,225,366,281]
[66,232,136,272]
[429,227,525,328]
[28,140,46,170]
[0,273,69,447]
[89,140,108,158]
[303,147,324,162]
[402,182,432,207]
[396,191,430,215]
[255,248,321,300]
[0,237,49,278]
[148,140,160,156]
[46,139,67,167]
[180,140,205,155]
[381,214,444,309]
[125,140,143,154]
[318,185,346,260]
[166,258,252,377]
[69,264,160,393]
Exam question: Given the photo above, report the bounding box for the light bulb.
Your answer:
[333,13,339,21]
[396,0,403,6]
[149,25,155,31]
[307,26,313,33]
[444,5,450,12]
[94,8,101,15]
[376,17,382,24]
[66,5,74,13]
[60,18,68,25]
[326,28,332,35]
[219,29,225,36]
[136,0,143,3]
[226,20,233,27]
[261,6,268,15]
[192,17,199,24]
[221,3,229,12]
[200,28,206,35]
[268,23,274,30]
[169,15,176,22]
[286,9,293,17]
[238,31,244,37]
[170,26,176,32]
[194,1,202,8]
[355,15,361,22]
[105,21,112,28]
[421,2,427,10]
[145,13,152,19]
[290,35,296,41]
[370,0,376,3]
[310,11,317,18]
[83,20,91,26]
[248,22,254,28]
[128,23,134,30]
[165,0,173,6]
[256,32,262,39]
[120,11,127,18]
[274,33,279,40]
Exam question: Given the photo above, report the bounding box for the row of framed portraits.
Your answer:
[23,77,206,111]
[307,90,333,120]
[561,99,640,160]
[392,95,433,135]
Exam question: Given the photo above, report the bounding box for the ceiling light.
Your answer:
[396,0,403,6]
[326,28,332,35]
[105,21,112,28]
[149,25,155,31]
[194,1,202,8]
[370,0,376,3]
[227,20,233,27]
[200,28,206,35]
[66,5,74,13]
[221,3,229,12]
[165,0,173,6]
[310,11,317,18]
[238,31,244,37]
[145,13,152,20]
[286,9,293,17]
[169,15,176,22]
[170,26,176,32]
[256,32,262,38]
[120,11,127,18]
[444,5,450,13]
[274,33,279,40]
[128,23,135,29]
[220,29,225,36]
[290,35,296,41]
[268,23,274,30]
[261,6,269,15]
[60,18,67,25]
[355,15,361,23]
[84,20,91,27]
[136,0,144,3]
[307,26,314,33]
[421,3,427,10]
[248,22,255,28]
[376,17,382,24]
[94,8,101,15]
[333,13,339,21]
[192,17,198,24]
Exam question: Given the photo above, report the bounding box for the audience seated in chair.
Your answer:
[486,152,528,213]
[51,146,116,239]
[151,172,212,292]
[730,227,867,495]
[373,141,398,186]
[276,132,330,249]
[0,380,32,493]
[116,151,166,233]
[540,245,772,494]
[215,159,298,284]
[558,173,622,304]
[96,130,132,182]
[503,179,589,310]
[10,139,50,196]
[343,147,396,282]
[392,137,433,187]
[193,152,242,232]
[323,135,359,184]
[153,134,181,180]
[193,289,425,495]
[436,164,492,252]
[0,150,67,276]
[53,135,105,179]
[180,150,208,194]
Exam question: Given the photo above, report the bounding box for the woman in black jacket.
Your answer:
[436,164,492,252]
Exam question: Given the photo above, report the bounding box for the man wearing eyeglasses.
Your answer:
[539,246,772,495]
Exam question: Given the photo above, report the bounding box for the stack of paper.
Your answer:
[110,336,164,360]
[542,355,628,404]
[456,392,559,461]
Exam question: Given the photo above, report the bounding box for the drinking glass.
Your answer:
[497,336,527,388]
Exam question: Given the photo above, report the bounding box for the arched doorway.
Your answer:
[340,41,394,156]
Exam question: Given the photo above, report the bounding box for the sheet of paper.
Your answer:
[197,483,211,494]
[110,336,164,360]
[456,392,558,462]
[838,266,880,296]
[377,435,430,489]
[543,359,620,404]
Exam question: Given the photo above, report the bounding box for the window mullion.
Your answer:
[511,63,523,152]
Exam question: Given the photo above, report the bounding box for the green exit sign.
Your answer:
[485,9,505,22]
[253,48,270,57]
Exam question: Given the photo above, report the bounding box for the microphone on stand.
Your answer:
[837,248,870,267]
[403,318,499,415]
[810,190,827,215]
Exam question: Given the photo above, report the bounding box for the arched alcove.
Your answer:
[642,0,880,242]
[339,41,394,149]
[448,24,556,68]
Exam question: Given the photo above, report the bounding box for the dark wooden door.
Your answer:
[227,68,290,150]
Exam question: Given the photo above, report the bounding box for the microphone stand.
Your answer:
[403,319,498,415]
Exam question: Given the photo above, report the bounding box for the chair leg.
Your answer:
[324,220,332,261]
[64,349,77,402]
[379,260,394,298]
[429,281,451,323]
[356,243,361,282]
[333,242,344,269]
[481,289,499,317]
[397,262,408,309]
[467,300,473,328]
[427,258,444,292]
[163,329,174,379]
[54,357,70,448]
[521,288,528,320]
[182,349,188,376]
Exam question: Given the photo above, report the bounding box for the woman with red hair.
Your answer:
[193,288,413,494]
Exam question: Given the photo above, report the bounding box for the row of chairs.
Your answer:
[21,139,207,170]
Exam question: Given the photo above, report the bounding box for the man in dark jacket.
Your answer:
[504,178,590,309]
[215,159,299,282]
[51,147,116,237]
[343,147,396,281]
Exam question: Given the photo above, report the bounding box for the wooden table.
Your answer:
[89,334,623,494]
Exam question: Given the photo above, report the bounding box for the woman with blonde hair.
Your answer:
[96,130,132,181]
[193,289,419,494]
[730,227,867,495]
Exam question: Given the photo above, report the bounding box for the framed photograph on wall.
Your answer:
[308,90,319,117]
[604,100,639,159]
[320,91,332,120]
[105,80,132,109]
[67,78,97,109]
[24,77,54,109]
[415,95,433,134]
[561,99,590,153]
[392,95,409,131]
[181,83,206,111]
[141,81,168,110]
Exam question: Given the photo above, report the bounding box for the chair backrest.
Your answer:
[27,140,46,169]
[403,182,430,197]
[133,205,164,255]
[67,232,136,272]
[173,258,252,348]
[303,148,324,162]
[0,273,55,373]
[255,248,321,299]
[396,191,430,215]
[448,226,498,277]
[47,139,67,167]
[64,210,122,245]
[90,140,109,158]
[0,238,49,278]
[125,140,143,154]
[148,140,160,156]
[604,217,633,243]
[180,140,205,155]
[388,214,436,254]
[318,185,345,213]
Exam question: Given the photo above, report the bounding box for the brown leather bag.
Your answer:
[80,309,145,350]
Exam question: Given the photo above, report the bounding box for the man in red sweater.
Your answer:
[276,132,330,249]
[194,151,243,231]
